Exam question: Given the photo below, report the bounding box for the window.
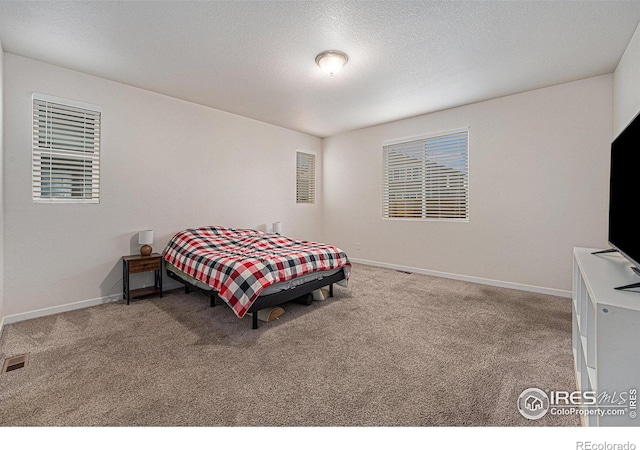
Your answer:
[383,130,468,220]
[32,93,101,203]
[296,151,315,204]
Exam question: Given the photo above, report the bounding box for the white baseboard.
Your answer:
[2,294,123,327]
[348,257,571,298]
[1,278,185,329]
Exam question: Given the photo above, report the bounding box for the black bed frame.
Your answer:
[166,268,346,329]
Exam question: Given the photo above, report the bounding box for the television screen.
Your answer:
[609,111,640,270]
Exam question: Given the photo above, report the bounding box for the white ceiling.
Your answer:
[1,1,640,138]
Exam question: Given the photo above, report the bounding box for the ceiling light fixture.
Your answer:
[315,50,348,76]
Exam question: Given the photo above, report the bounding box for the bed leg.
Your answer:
[210,293,216,307]
[184,285,190,294]
[329,284,334,297]
[252,312,258,330]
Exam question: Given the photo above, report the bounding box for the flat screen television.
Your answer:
[605,109,640,290]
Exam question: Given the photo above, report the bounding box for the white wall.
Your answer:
[323,75,613,294]
[614,21,640,135]
[3,54,322,318]
[0,42,4,331]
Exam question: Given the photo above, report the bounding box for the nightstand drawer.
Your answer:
[129,258,161,273]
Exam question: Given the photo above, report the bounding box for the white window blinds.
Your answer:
[383,130,469,220]
[296,151,316,204]
[32,94,101,203]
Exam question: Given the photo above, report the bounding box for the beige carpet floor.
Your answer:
[0,263,579,426]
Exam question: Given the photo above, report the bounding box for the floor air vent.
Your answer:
[2,354,30,374]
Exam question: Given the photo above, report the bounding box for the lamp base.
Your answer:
[140,245,153,256]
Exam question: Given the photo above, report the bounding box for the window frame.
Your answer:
[382,128,469,222]
[32,92,102,204]
[296,150,316,204]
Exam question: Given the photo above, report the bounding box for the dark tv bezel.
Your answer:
[608,109,640,271]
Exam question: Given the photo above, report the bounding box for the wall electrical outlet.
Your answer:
[355,243,361,250]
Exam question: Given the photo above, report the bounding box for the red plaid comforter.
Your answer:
[163,226,351,318]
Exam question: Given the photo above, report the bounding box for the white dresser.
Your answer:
[572,247,640,426]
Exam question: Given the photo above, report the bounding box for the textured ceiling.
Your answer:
[1,1,639,137]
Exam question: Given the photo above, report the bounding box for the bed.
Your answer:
[162,226,351,329]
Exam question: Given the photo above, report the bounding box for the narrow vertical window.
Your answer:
[296,151,315,204]
[32,93,101,203]
[383,130,469,220]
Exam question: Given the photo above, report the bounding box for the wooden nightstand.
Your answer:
[122,253,163,304]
